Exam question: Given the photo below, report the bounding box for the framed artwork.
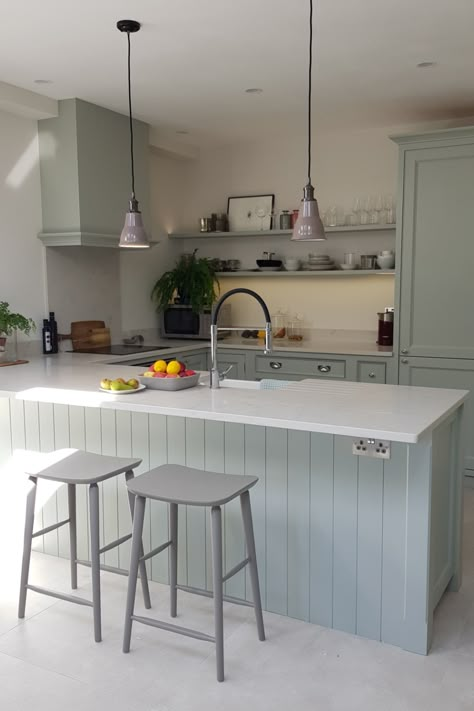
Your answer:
[227,194,275,232]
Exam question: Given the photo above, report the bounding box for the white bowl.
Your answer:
[340,263,358,270]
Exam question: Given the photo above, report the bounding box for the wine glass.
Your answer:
[359,196,369,225]
[255,206,268,231]
[383,194,395,224]
[352,198,361,225]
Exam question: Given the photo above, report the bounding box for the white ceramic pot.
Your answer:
[377,254,395,269]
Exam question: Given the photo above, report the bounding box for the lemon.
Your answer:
[166,360,181,375]
[153,360,168,373]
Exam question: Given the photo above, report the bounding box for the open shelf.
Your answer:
[168,224,396,239]
[216,269,396,278]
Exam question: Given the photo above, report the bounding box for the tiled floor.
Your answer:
[1,491,474,711]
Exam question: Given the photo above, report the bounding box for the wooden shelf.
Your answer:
[216,269,396,278]
[168,224,396,239]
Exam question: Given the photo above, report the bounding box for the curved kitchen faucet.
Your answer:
[210,288,272,389]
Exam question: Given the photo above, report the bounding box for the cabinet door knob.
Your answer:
[368,372,376,379]
[401,358,409,364]
[401,349,409,354]
[270,361,282,369]
[317,365,331,373]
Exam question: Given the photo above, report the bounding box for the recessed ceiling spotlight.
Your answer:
[245,88,263,94]
[34,79,53,84]
[176,130,189,135]
[416,61,437,68]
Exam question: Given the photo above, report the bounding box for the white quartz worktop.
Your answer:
[0,355,466,443]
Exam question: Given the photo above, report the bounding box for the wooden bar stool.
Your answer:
[123,464,265,682]
[18,449,151,642]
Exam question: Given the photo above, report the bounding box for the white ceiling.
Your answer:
[1,0,474,144]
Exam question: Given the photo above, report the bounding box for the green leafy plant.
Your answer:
[0,302,36,336]
[151,250,219,312]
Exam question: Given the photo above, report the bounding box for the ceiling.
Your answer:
[1,0,474,144]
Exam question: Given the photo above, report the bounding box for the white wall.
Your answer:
[150,124,399,330]
[0,109,46,341]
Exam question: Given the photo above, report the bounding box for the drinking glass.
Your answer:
[359,196,369,225]
[368,195,379,224]
[383,194,395,224]
[255,206,267,231]
[352,198,361,225]
[327,205,337,227]
[344,252,358,267]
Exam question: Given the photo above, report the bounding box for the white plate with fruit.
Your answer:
[139,359,200,391]
[99,377,145,394]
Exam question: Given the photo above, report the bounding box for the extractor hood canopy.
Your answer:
[37,98,153,248]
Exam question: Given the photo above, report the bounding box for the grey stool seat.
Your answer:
[18,448,151,642]
[27,450,142,485]
[127,464,258,506]
[123,463,265,682]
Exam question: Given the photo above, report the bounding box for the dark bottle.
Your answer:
[42,319,53,354]
[49,312,59,353]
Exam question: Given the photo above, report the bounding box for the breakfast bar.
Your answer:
[0,355,467,656]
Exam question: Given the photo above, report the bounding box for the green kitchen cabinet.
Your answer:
[393,128,474,359]
[399,356,474,474]
[174,350,209,372]
[214,349,247,379]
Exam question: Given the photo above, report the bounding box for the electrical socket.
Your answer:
[352,438,391,459]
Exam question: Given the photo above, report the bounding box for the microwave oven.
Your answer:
[160,304,231,339]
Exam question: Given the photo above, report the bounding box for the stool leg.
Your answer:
[211,505,224,682]
[123,495,146,653]
[68,484,78,590]
[240,491,265,641]
[125,471,151,610]
[89,483,102,643]
[18,476,37,619]
[169,503,178,618]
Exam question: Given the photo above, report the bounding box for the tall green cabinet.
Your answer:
[393,127,474,475]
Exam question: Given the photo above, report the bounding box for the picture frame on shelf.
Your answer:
[227,194,275,232]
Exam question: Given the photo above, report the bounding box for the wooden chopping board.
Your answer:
[69,321,111,350]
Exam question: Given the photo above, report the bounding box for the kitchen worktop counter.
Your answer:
[0,355,466,443]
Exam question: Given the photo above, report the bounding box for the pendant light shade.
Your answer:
[292,0,326,242]
[117,19,150,249]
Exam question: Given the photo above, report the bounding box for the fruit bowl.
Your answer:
[138,373,200,391]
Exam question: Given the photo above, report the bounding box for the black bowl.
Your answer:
[256,259,283,268]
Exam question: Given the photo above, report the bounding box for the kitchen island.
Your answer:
[0,354,467,655]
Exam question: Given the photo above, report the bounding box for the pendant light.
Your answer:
[117,19,150,248]
[291,0,326,242]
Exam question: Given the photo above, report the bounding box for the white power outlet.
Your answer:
[352,438,391,459]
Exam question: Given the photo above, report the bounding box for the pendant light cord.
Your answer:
[127,31,136,199]
[307,0,313,186]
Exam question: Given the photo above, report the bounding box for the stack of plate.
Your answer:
[301,254,336,271]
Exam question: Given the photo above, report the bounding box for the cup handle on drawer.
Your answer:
[270,361,282,370]
[317,365,331,373]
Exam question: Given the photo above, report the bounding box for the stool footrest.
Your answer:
[140,540,171,563]
[131,614,215,643]
[76,559,147,579]
[32,518,70,539]
[99,533,132,555]
[222,557,249,583]
[176,583,254,608]
[26,584,93,608]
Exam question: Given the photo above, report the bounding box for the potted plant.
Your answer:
[151,250,220,313]
[0,302,36,357]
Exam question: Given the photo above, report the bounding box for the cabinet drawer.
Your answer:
[357,361,387,383]
[254,355,346,379]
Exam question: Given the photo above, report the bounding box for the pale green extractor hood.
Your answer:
[37,98,151,248]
